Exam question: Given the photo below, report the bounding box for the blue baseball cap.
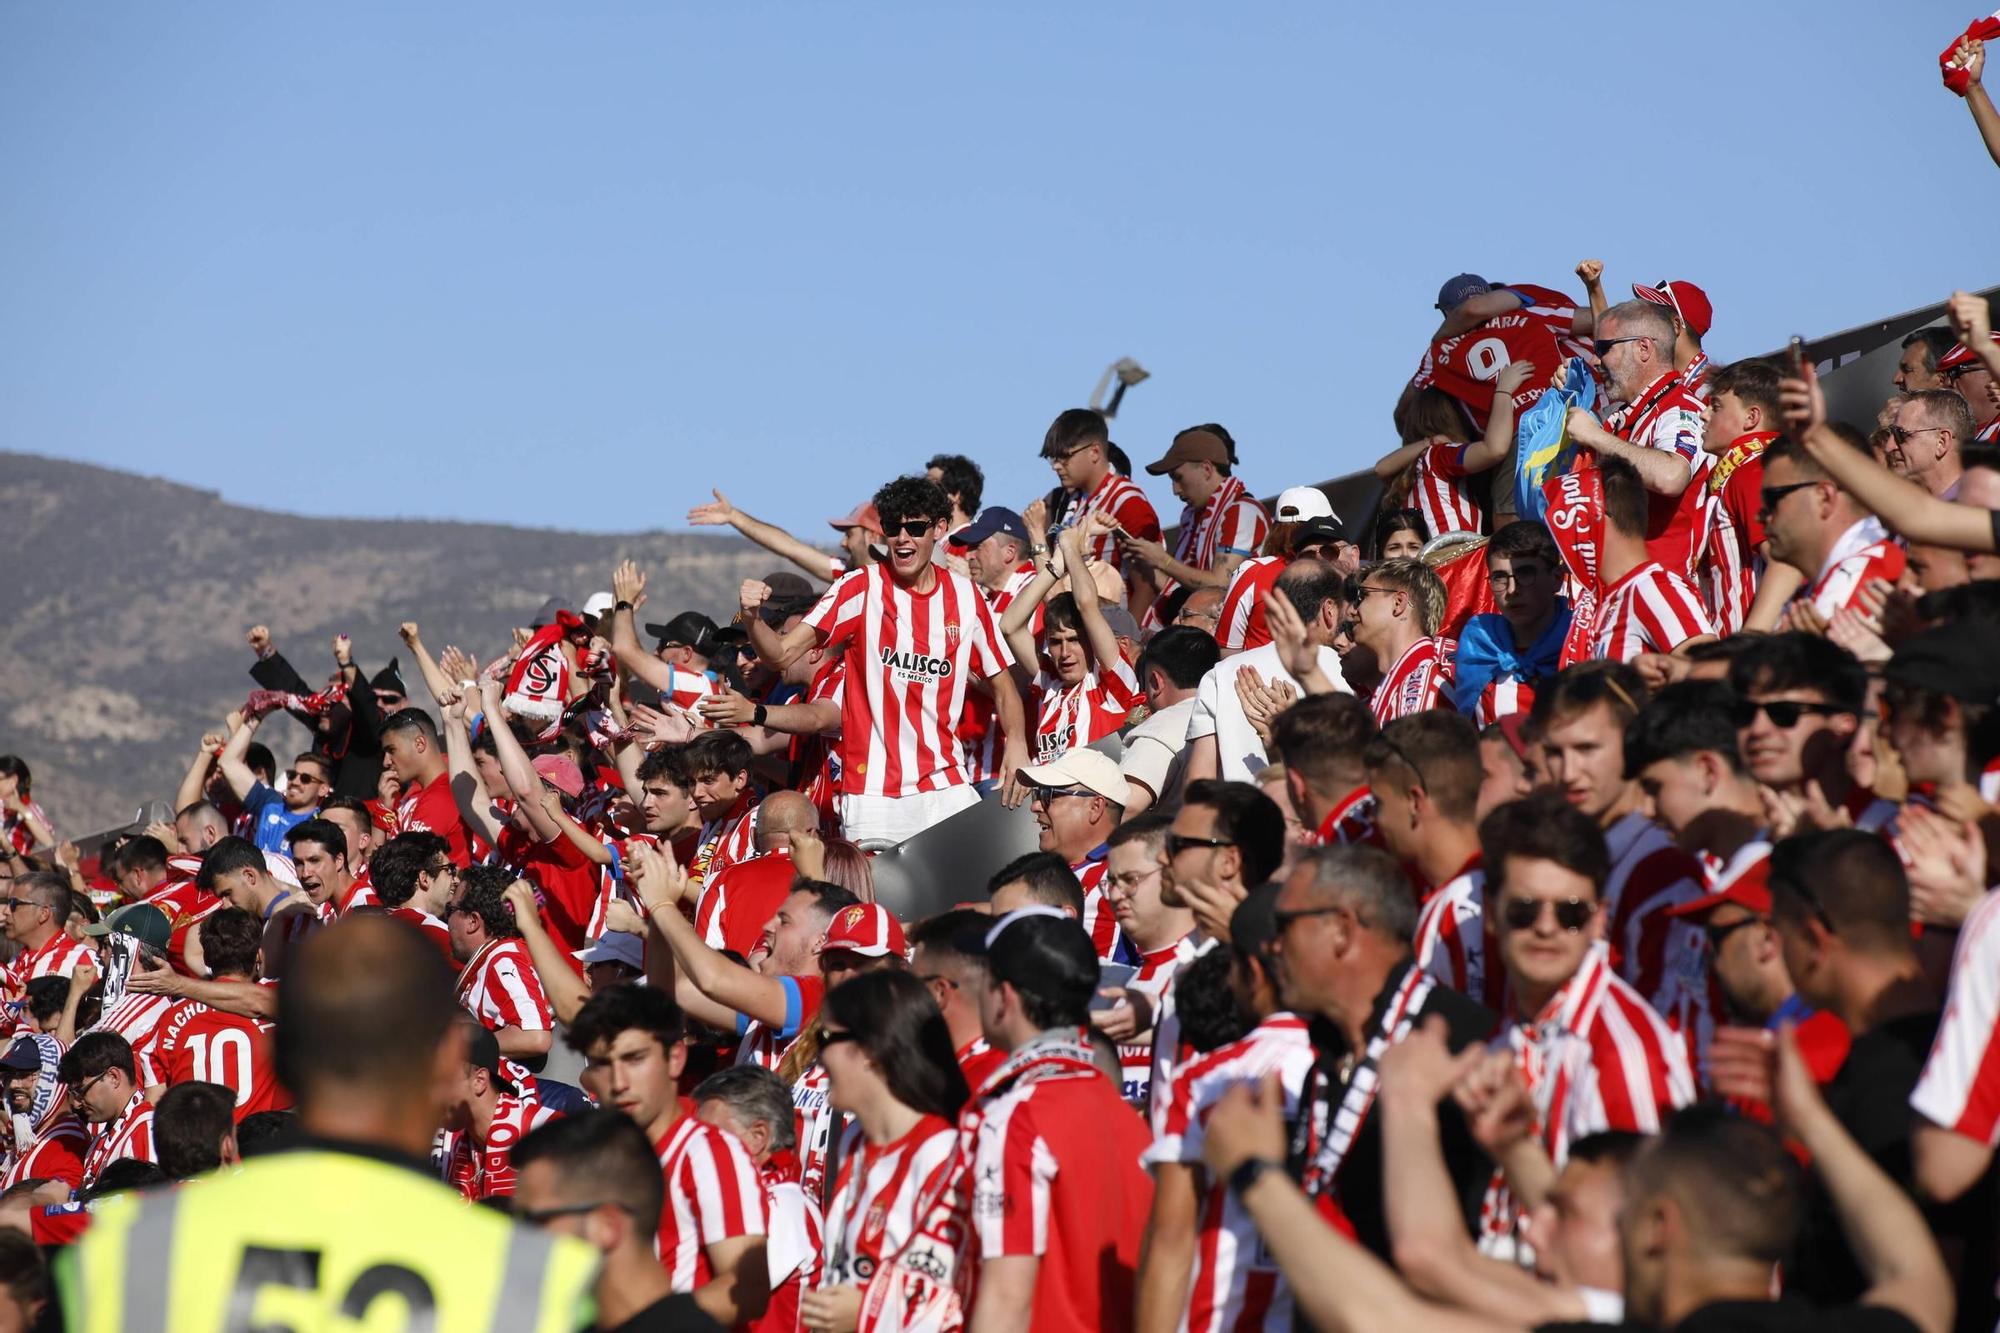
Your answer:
[1435,273,1492,313]
[950,507,1031,550]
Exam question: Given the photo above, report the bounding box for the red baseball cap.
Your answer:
[1666,850,1770,920]
[820,902,908,959]
[827,502,884,537]
[1632,280,1713,338]
[1937,333,2000,373]
[531,754,585,800]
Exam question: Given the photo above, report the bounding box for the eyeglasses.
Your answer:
[446,900,476,918]
[1488,566,1548,591]
[1703,916,1762,950]
[1889,423,1943,443]
[1108,868,1161,892]
[1500,896,1595,932]
[68,1069,112,1104]
[1593,336,1648,357]
[516,1200,636,1226]
[1756,480,1821,518]
[1029,786,1094,808]
[886,520,937,539]
[1047,443,1099,464]
[1728,698,1852,729]
[1273,904,1346,933]
[425,861,457,878]
[1165,833,1234,858]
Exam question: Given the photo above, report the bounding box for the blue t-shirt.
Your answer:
[241,782,313,855]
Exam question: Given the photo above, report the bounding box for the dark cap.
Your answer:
[1099,606,1141,642]
[1293,517,1347,549]
[1230,882,1284,955]
[759,572,820,628]
[950,507,1031,550]
[370,658,409,697]
[84,902,173,952]
[529,597,571,630]
[465,1023,516,1095]
[979,908,1099,1021]
[1883,621,2000,703]
[641,611,719,657]
[1145,429,1232,476]
[0,1039,41,1075]
[1436,273,1491,313]
[761,572,816,603]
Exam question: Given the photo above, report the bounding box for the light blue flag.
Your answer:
[1513,358,1598,522]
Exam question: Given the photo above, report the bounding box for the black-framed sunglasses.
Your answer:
[1703,916,1762,950]
[515,1200,636,1225]
[887,520,937,539]
[1889,423,1944,444]
[1375,731,1429,793]
[1593,336,1648,357]
[1774,875,1835,931]
[1354,584,1400,602]
[1757,480,1820,518]
[1029,785,1093,808]
[1500,896,1595,932]
[1273,904,1346,933]
[1165,833,1234,858]
[820,1029,859,1050]
[1728,698,1851,729]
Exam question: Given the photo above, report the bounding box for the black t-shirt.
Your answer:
[599,1292,722,1332]
[1287,960,1499,1263]
[1535,1296,1922,1333]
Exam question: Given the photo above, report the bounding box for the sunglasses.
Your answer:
[516,1200,636,1225]
[1889,423,1943,444]
[820,1029,859,1052]
[1273,904,1345,933]
[1704,916,1762,950]
[1757,480,1820,518]
[886,520,937,539]
[1593,336,1648,357]
[1728,698,1851,729]
[1165,833,1234,858]
[1500,896,1595,932]
[1029,786,1094,808]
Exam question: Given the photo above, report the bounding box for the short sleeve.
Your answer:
[1114,492,1163,544]
[1185,670,1220,742]
[964,583,1014,680]
[688,1127,769,1243]
[1119,731,1173,797]
[802,568,867,646]
[1423,442,1472,481]
[974,1105,1054,1258]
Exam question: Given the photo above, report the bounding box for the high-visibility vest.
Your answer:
[56,1144,599,1332]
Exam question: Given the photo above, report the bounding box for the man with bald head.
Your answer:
[693,789,822,958]
[64,918,600,1327]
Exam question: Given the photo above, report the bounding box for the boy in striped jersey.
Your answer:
[1040,407,1164,617]
[746,475,1031,847]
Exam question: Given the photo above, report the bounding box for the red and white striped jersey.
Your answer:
[696,849,797,956]
[1503,283,1593,365]
[1073,856,1127,962]
[1369,637,1453,723]
[90,993,181,1088]
[454,938,553,1037]
[1592,561,1712,662]
[1601,813,1711,1055]
[690,795,759,890]
[1147,934,1221,1138]
[1413,862,1506,1012]
[1143,1012,1316,1333]
[1696,435,1771,636]
[1792,516,1907,625]
[1034,659,1141,764]
[1152,477,1271,624]
[1410,442,1484,537]
[1,932,92,1001]
[1979,415,2000,445]
[789,657,847,832]
[1055,473,1164,573]
[654,1113,768,1290]
[1481,945,1694,1251]
[447,1095,561,1201]
[1306,787,1384,850]
[756,1155,824,1333]
[784,1055,835,1202]
[1217,556,1284,655]
[1115,939,1187,1107]
[1680,351,1713,403]
[1913,888,2000,1144]
[156,999,289,1120]
[1,800,52,858]
[961,561,1046,788]
[80,1092,156,1191]
[823,1114,960,1287]
[1,1115,86,1193]
[803,563,1012,800]
[1600,373,1710,578]
[387,906,455,963]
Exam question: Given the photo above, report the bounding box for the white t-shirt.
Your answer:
[1120,697,1198,807]
[1184,641,1351,782]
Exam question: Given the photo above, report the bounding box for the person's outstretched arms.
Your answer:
[688,488,841,582]
[1951,38,2000,170]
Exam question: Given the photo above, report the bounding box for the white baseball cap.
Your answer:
[581,591,617,618]
[1015,747,1128,804]
[1274,486,1338,523]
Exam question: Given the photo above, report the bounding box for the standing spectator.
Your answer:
[687,487,881,584]
[0,872,93,1004]
[747,475,1029,846]
[442,1019,559,1202]
[1185,561,1351,785]
[692,790,817,959]
[1697,358,1783,635]
[1940,289,2000,445]
[955,506,1039,613]
[1564,299,1710,578]
[1622,681,1769,855]
[926,452,985,532]
[692,1065,822,1333]
[909,909,1006,1092]
[1040,407,1164,615]
[1429,269,1601,362]
[1124,427,1270,626]
[1269,692,1382,848]
[212,711,330,856]
[1016,749,1129,962]
[0,1035,86,1194]
[1631,278,1715,397]
[366,832,456,960]
[1727,635,1889,831]
[804,970,972,1333]
[512,1111,719,1332]
[1095,813,1194,1105]
[1451,521,1576,722]
[1591,455,1716,662]
[242,627,395,801]
[1001,526,1144,765]
[568,984,769,1324]
[382,709,480,867]
[284,818,361,921]
[1474,794,1695,1256]
[1352,557,1453,721]
[1120,626,1220,818]
[1215,489,1346,655]
[60,1032,158,1192]
[154,909,289,1121]
[1276,845,1496,1259]
[967,909,1154,1333]
[1889,386,1974,498]
[448,866,555,1065]
[1137,884,1314,1333]
[1897,327,1958,393]
[1765,428,1911,627]
[0,759,53,861]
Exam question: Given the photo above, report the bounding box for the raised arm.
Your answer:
[999,549,1061,685]
[688,488,840,583]
[742,580,823,672]
[503,881,592,1026]
[396,623,459,707]
[174,727,226,815]
[605,562,678,693]
[1574,258,1606,333]
[1459,361,1533,473]
[477,682,562,843]
[1952,39,2000,170]
[439,696,503,847]
[1433,289,1528,342]
[1060,527,1127,680]
[631,846,792,1031]
[1373,438,1434,482]
[214,713,263,804]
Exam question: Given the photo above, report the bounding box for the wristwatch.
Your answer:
[752,704,768,727]
[1227,1156,1283,1199]
[614,600,634,613]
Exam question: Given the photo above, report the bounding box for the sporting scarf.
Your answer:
[1292,965,1434,1203]
[505,610,584,738]
[244,680,348,721]
[14,1034,67,1135]
[1943,12,2000,94]
[1541,462,1607,593]
[1449,599,1574,714]
[1705,431,1775,497]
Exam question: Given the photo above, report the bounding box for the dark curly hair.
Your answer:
[873,475,953,528]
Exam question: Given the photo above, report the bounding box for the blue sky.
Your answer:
[2,3,1992,539]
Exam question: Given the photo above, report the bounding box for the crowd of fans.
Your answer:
[10,26,2000,1333]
